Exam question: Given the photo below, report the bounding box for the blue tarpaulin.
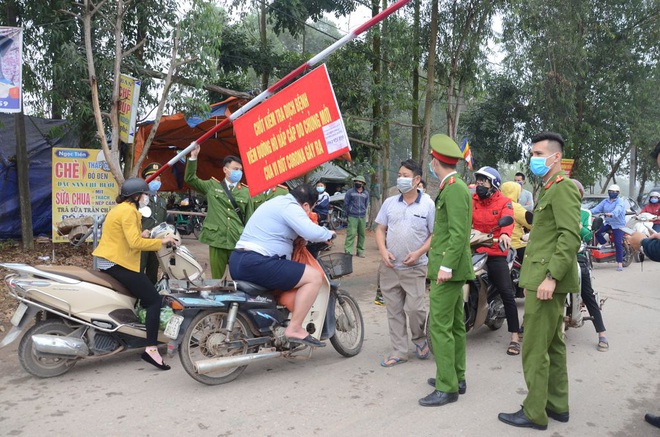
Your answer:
[0,114,78,239]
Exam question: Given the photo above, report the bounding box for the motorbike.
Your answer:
[625,212,657,262]
[0,224,364,385]
[588,214,633,267]
[327,203,348,230]
[425,216,515,348]
[167,195,206,238]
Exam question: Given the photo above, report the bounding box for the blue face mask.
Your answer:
[530,156,552,177]
[428,162,439,180]
[608,191,619,199]
[651,198,659,204]
[148,180,161,192]
[316,186,325,193]
[228,169,243,183]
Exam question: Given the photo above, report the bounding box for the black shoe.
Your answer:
[418,390,458,407]
[426,378,466,394]
[286,334,326,348]
[141,351,171,371]
[498,408,547,430]
[546,407,569,423]
[646,414,660,428]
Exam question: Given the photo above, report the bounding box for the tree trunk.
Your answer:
[601,144,632,192]
[381,0,391,202]
[411,0,420,162]
[260,0,269,91]
[629,141,637,198]
[369,0,383,228]
[420,0,439,169]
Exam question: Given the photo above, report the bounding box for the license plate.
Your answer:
[10,303,28,326]
[164,314,184,339]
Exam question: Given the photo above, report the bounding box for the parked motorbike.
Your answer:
[425,216,515,348]
[1,224,363,385]
[588,214,633,267]
[625,212,657,262]
[168,195,205,238]
[327,203,348,230]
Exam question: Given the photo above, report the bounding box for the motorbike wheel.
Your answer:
[622,244,633,267]
[329,291,364,357]
[192,215,204,239]
[18,319,77,378]
[485,294,505,331]
[179,310,254,385]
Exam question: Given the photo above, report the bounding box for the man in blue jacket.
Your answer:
[344,175,369,257]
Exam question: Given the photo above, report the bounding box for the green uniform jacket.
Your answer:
[141,194,168,231]
[519,171,581,292]
[427,174,475,282]
[184,159,253,250]
[252,185,289,210]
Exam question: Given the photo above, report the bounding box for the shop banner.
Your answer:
[0,26,23,113]
[52,148,118,242]
[561,159,575,177]
[234,64,351,195]
[119,74,141,143]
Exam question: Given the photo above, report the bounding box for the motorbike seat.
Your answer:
[234,280,274,296]
[35,265,133,297]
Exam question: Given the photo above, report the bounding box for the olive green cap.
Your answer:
[429,134,463,159]
[352,175,366,183]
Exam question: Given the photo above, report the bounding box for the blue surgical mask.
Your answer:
[608,191,619,199]
[316,186,325,193]
[428,162,438,180]
[530,156,552,177]
[148,180,161,192]
[229,169,243,183]
[651,198,659,204]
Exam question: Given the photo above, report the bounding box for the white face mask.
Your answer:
[139,194,150,208]
[397,177,415,193]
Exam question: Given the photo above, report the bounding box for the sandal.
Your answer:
[415,341,430,360]
[597,337,609,352]
[380,356,408,367]
[506,341,521,356]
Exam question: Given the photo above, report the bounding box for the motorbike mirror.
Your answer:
[498,216,514,228]
[525,211,533,225]
[166,214,176,225]
[592,216,604,231]
[139,206,152,218]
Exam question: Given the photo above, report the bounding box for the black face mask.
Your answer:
[354,183,363,189]
[476,185,491,199]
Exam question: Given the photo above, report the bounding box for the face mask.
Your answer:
[651,198,659,204]
[228,169,243,183]
[475,185,491,199]
[516,181,523,187]
[428,162,438,180]
[139,194,150,208]
[354,183,363,189]
[608,192,619,199]
[148,180,161,192]
[530,155,553,177]
[397,177,415,193]
[316,186,325,193]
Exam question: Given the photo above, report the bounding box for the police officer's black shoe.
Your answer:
[645,414,660,428]
[418,390,458,407]
[498,408,547,430]
[546,407,569,423]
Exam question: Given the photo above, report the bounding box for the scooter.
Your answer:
[588,215,633,267]
[1,224,364,385]
[626,212,658,237]
[425,216,515,347]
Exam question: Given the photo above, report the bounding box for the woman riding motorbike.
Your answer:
[590,184,627,271]
[641,191,660,233]
[92,177,179,370]
[472,167,521,355]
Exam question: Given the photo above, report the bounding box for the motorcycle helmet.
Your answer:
[649,191,660,198]
[474,166,502,190]
[120,177,150,198]
[608,184,620,193]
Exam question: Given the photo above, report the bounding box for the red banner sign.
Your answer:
[561,159,574,177]
[234,65,351,195]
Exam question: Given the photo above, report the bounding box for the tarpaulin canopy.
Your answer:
[133,97,249,192]
[0,113,79,239]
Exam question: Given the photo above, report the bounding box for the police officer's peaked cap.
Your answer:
[429,134,463,165]
[142,162,162,178]
[352,175,367,183]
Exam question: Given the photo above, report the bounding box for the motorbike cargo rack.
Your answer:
[318,253,353,279]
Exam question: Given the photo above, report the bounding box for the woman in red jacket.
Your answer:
[641,191,660,233]
[472,166,521,355]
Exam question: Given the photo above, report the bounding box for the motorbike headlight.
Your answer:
[473,256,487,272]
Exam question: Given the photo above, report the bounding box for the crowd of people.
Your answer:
[98,131,659,430]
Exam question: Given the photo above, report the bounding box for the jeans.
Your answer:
[595,224,624,263]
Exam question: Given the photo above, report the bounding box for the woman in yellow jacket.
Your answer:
[501,181,533,259]
[93,178,178,370]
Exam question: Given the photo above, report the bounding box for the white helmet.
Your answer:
[608,184,620,193]
[650,191,660,198]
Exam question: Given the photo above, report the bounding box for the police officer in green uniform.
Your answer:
[419,134,474,407]
[499,132,580,430]
[140,163,169,284]
[251,184,289,210]
[185,144,253,279]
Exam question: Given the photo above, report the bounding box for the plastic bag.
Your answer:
[136,303,174,331]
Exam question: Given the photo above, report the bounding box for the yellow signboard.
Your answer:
[51,148,118,243]
[119,74,141,144]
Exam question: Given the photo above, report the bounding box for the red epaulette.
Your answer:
[448,176,456,185]
[277,184,288,190]
[211,177,221,183]
[544,174,564,190]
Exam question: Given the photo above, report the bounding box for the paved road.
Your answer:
[0,232,658,436]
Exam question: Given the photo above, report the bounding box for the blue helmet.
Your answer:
[474,166,502,190]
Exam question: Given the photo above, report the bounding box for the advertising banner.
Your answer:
[234,64,351,195]
[0,26,23,113]
[561,159,575,177]
[119,74,141,144]
[52,148,119,243]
